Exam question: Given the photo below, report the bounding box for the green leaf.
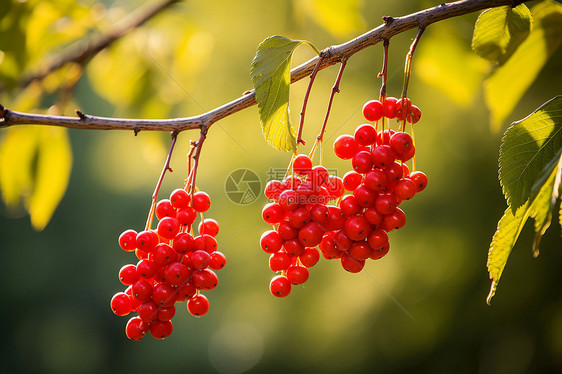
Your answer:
[486,202,530,305]
[472,4,532,65]
[250,35,316,152]
[0,126,72,230]
[484,0,562,130]
[499,96,562,212]
[529,154,561,256]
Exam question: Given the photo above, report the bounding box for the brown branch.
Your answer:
[18,0,180,88]
[1,0,527,133]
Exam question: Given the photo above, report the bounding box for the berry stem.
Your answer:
[188,128,208,203]
[379,40,390,134]
[400,27,425,132]
[145,132,178,230]
[296,53,324,149]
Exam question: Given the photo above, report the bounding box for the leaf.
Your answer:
[486,202,530,305]
[499,96,562,212]
[415,23,489,108]
[250,35,317,152]
[472,4,532,65]
[529,154,562,256]
[0,126,72,230]
[484,0,562,130]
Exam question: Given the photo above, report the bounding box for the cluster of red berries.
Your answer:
[322,97,427,272]
[110,188,226,340]
[260,155,345,297]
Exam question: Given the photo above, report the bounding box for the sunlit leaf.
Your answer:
[486,202,530,305]
[472,4,532,64]
[499,96,562,212]
[250,35,317,152]
[416,23,489,108]
[484,0,562,130]
[27,127,73,231]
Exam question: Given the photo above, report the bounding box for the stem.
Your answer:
[1,0,529,133]
[309,59,348,162]
[379,40,390,134]
[400,27,425,132]
[296,54,324,148]
[145,132,178,230]
[188,128,208,203]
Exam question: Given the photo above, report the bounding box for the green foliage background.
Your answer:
[1,0,562,373]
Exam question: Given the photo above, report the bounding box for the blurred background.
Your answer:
[1,0,562,373]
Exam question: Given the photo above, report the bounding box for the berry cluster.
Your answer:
[324,97,427,272]
[260,154,345,297]
[110,189,226,340]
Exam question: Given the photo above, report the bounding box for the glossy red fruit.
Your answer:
[383,97,399,119]
[343,171,363,191]
[340,252,365,273]
[150,320,173,340]
[293,154,313,175]
[136,230,159,253]
[270,275,291,297]
[371,145,396,169]
[138,300,158,322]
[176,282,197,302]
[354,124,378,145]
[364,207,383,226]
[385,162,404,183]
[395,178,417,200]
[119,229,138,252]
[111,292,132,316]
[325,176,345,200]
[297,222,324,247]
[157,305,176,322]
[119,264,139,285]
[352,151,374,174]
[409,171,428,192]
[323,206,346,231]
[132,279,153,302]
[349,241,372,261]
[176,207,197,226]
[370,243,390,260]
[164,262,190,286]
[136,259,158,279]
[198,218,219,236]
[264,180,285,200]
[353,184,377,208]
[277,221,298,240]
[383,208,406,231]
[283,238,305,256]
[260,230,283,254]
[157,217,180,240]
[152,282,177,307]
[269,251,292,272]
[209,251,227,270]
[310,204,330,225]
[278,190,299,211]
[344,215,371,241]
[262,203,285,224]
[155,199,176,220]
[367,229,389,251]
[169,188,190,209]
[362,100,384,121]
[299,247,320,268]
[192,191,211,212]
[407,105,422,124]
[173,232,195,255]
[375,193,397,215]
[125,316,149,341]
[286,265,309,285]
[187,294,209,317]
[389,132,414,159]
[333,134,359,160]
[364,168,388,191]
[376,129,396,146]
[395,97,412,121]
[192,269,219,290]
[153,243,177,267]
[339,195,362,217]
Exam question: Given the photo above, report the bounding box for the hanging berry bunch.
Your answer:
[110,133,226,340]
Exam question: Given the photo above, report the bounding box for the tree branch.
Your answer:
[19,0,181,88]
[0,0,526,133]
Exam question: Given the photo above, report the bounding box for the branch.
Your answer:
[1,0,526,133]
[19,0,180,88]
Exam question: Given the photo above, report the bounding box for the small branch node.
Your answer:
[133,128,140,136]
[75,110,86,120]
[382,16,394,25]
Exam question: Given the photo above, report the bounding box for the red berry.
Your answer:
[187,294,210,317]
[323,206,346,231]
[136,259,158,279]
[190,250,211,270]
[395,97,412,121]
[155,199,176,220]
[383,208,406,231]
[264,180,285,200]
[278,189,299,211]
[293,154,313,175]
[269,251,292,272]
[153,243,177,266]
[297,222,324,247]
[164,262,190,286]
[277,221,298,240]
[260,230,283,254]
[376,129,396,146]
[157,305,176,322]
[150,320,173,339]
[289,207,312,229]
[176,207,197,226]
[352,151,374,174]
[110,292,132,316]
[310,204,330,225]
[269,275,291,297]
[383,97,398,119]
[339,195,362,217]
[409,171,428,192]
[192,269,219,290]
[283,238,305,256]
[125,317,148,341]
[344,215,371,241]
[367,229,389,251]
[299,247,320,268]
[198,218,219,236]
[157,217,180,240]
[407,105,422,124]
[364,207,383,226]
[395,178,417,200]
[152,282,177,307]
[192,191,211,212]
[333,134,359,160]
[132,279,153,302]
[119,229,138,252]
[353,184,377,208]
[371,145,396,169]
[343,171,363,191]
[209,251,227,270]
[385,162,404,183]
[364,168,388,191]
[172,232,195,254]
[349,241,372,261]
[119,264,139,285]
[340,252,365,273]
[138,300,158,322]
[370,243,390,260]
[375,193,397,215]
[308,165,330,189]
[262,203,285,224]
[354,124,377,145]
[286,265,309,285]
[169,188,190,209]
[389,132,414,160]
[176,282,197,302]
[325,176,345,200]
[362,100,384,121]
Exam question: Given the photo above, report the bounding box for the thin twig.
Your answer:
[145,132,178,230]
[1,0,528,134]
[400,27,425,132]
[296,54,324,147]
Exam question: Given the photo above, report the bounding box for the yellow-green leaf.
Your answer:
[27,127,73,231]
[250,35,317,152]
[0,126,72,230]
[484,0,562,131]
[472,4,532,65]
